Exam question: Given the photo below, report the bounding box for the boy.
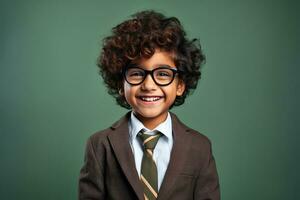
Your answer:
[79,10,220,200]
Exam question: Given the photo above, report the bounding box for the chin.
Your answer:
[134,109,167,120]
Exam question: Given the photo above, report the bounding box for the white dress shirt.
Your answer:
[128,112,173,190]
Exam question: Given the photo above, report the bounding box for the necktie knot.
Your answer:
[138,129,162,150]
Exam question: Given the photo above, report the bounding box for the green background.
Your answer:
[1,0,299,199]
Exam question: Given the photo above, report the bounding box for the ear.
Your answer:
[119,88,124,96]
[176,80,185,96]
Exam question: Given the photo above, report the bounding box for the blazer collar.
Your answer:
[108,112,190,200]
[108,112,144,200]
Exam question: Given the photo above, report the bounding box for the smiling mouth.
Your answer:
[138,96,163,102]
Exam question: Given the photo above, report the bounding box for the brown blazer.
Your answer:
[78,112,220,200]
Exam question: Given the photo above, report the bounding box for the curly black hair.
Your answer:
[97,10,205,109]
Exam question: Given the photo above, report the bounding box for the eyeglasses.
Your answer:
[123,65,180,86]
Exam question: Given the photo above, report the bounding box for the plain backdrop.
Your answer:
[1,0,299,199]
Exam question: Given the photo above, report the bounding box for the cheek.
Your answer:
[123,83,137,101]
[163,85,179,100]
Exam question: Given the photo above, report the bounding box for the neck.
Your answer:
[133,112,168,130]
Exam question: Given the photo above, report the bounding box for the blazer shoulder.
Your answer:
[87,112,130,145]
[89,127,111,142]
[171,112,212,148]
[187,127,211,143]
[186,127,212,150]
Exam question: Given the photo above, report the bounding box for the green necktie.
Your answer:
[138,129,162,200]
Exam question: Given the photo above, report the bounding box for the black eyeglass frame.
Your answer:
[123,65,180,86]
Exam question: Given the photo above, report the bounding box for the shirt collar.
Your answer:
[129,111,172,140]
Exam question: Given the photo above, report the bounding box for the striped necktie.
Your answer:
[138,129,162,200]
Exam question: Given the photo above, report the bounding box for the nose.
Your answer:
[141,74,157,91]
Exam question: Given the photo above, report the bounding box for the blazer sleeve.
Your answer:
[78,137,106,199]
[194,140,220,200]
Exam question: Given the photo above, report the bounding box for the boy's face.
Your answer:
[123,49,185,129]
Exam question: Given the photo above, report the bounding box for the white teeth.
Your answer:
[140,97,161,102]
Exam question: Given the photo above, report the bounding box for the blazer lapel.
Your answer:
[107,113,144,200]
[157,113,190,200]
